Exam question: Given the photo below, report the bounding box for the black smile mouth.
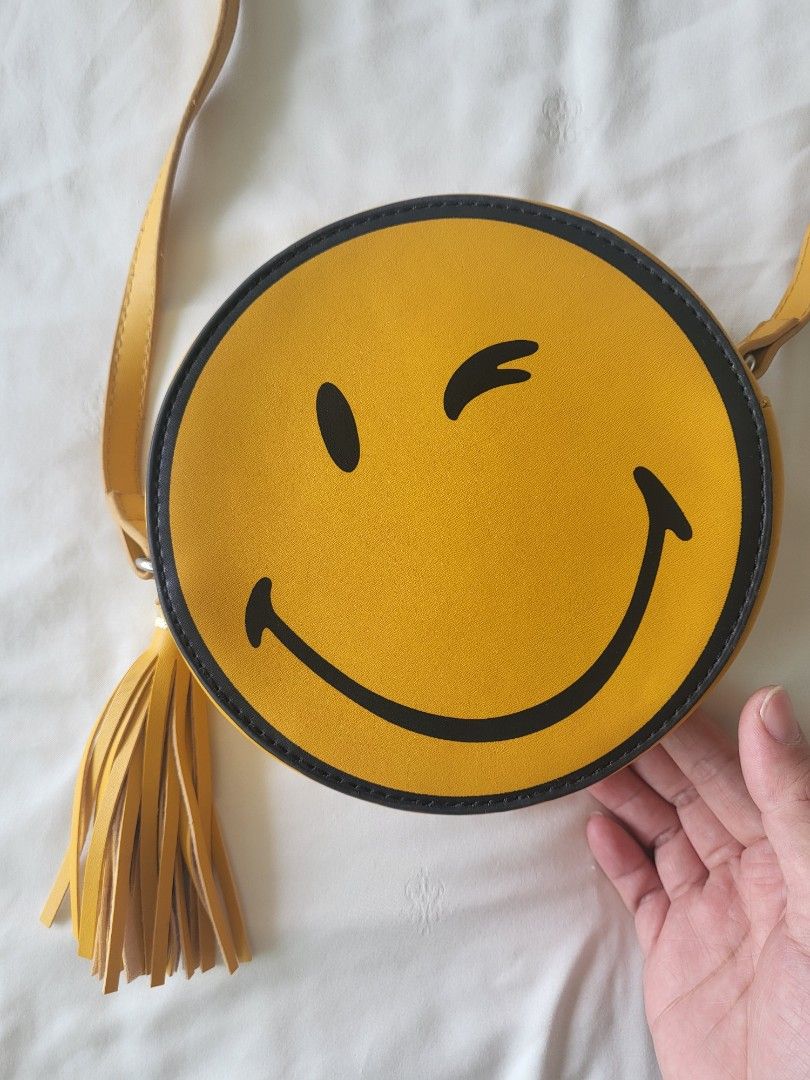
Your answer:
[244,467,692,743]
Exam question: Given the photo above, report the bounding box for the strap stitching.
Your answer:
[103,202,153,493]
[773,229,810,321]
[103,0,240,508]
[152,198,770,810]
[134,164,171,488]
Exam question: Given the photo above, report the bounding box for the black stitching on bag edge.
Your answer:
[151,197,770,811]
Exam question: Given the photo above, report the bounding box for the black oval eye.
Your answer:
[316,382,360,472]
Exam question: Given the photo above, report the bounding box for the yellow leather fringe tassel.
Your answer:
[41,608,251,992]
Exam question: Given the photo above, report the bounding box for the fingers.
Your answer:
[739,686,810,945]
[590,768,707,899]
[586,812,669,955]
[661,707,763,846]
[632,745,744,869]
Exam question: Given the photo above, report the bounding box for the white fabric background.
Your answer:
[2,2,810,1077]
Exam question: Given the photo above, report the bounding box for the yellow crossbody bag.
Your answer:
[42,0,810,991]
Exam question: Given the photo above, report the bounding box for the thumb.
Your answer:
[739,686,810,938]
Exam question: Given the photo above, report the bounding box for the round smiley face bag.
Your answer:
[42,0,810,991]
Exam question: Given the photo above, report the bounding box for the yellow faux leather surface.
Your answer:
[155,203,775,804]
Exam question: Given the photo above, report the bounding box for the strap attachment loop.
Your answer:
[738,226,810,378]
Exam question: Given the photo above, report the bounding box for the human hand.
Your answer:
[587,687,810,1080]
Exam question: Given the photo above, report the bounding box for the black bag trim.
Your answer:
[148,195,773,814]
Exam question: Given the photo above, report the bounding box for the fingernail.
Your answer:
[759,686,802,745]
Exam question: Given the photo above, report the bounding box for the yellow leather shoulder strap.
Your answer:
[101,0,239,577]
[738,225,810,377]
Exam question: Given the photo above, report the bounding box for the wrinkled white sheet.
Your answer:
[2,1,810,1077]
